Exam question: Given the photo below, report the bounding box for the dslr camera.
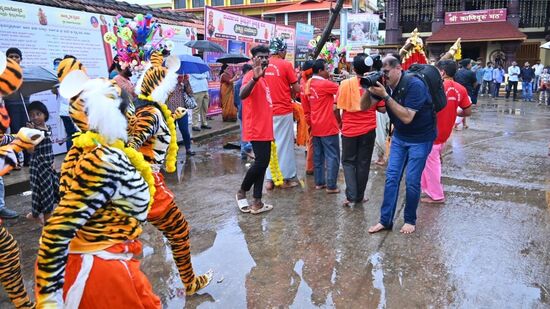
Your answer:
[359,54,384,89]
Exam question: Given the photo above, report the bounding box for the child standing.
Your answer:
[26,101,58,224]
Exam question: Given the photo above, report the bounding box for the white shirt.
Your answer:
[188,72,210,94]
[533,64,544,76]
[58,95,70,117]
[508,66,520,82]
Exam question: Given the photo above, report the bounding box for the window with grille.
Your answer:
[250,0,264,3]
[192,0,205,7]
[174,0,186,8]
[212,0,224,6]
[230,0,243,4]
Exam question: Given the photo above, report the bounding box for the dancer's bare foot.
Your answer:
[375,158,386,166]
[400,223,416,234]
[265,181,274,190]
[421,196,445,204]
[368,223,387,234]
[315,185,326,190]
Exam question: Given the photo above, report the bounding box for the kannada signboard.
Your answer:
[205,6,275,48]
[275,24,296,64]
[445,8,507,25]
[295,22,314,63]
[0,2,196,152]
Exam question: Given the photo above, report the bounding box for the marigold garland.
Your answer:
[138,94,179,173]
[159,104,178,173]
[269,141,284,187]
[73,131,156,210]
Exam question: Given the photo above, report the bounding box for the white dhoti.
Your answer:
[266,112,297,180]
[375,111,390,158]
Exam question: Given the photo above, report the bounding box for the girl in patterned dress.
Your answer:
[25,101,59,225]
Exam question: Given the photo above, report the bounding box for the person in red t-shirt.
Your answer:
[303,59,341,193]
[264,37,300,189]
[235,45,274,215]
[338,54,386,206]
[300,60,315,175]
[421,60,472,204]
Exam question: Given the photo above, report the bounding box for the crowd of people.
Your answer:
[234,38,478,235]
[457,57,550,105]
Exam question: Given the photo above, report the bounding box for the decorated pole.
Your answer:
[399,28,428,70]
[440,38,462,61]
[313,0,345,59]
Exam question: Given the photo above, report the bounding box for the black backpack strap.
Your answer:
[391,73,411,105]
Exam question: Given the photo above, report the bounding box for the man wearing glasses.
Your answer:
[365,55,436,234]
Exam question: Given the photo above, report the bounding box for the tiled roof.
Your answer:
[13,0,204,30]
[427,21,526,43]
[263,0,351,15]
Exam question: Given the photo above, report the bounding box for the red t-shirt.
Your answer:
[338,78,385,137]
[264,56,298,116]
[435,79,472,144]
[303,76,339,137]
[241,71,274,141]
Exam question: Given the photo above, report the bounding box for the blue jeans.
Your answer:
[60,115,77,150]
[379,135,433,228]
[313,134,340,190]
[176,113,191,151]
[522,81,533,101]
[238,119,252,158]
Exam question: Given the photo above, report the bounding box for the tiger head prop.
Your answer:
[59,70,129,143]
[134,52,180,104]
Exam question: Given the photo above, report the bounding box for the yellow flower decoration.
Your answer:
[454,47,462,61]
[73,131,156,210]
[137,94,179,173]
[119,27,134,43]
[159,104,179,173]
[103,32,117,45]
[269,141,284,187]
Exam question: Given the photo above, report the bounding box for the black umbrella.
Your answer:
[184,40,226,53]
[216,54,250,64]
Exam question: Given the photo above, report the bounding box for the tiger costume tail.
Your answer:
[0,227,35,309]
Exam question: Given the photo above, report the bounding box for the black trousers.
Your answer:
[506,81,518,100]
[341,130,376,203]
[240,141,271,199]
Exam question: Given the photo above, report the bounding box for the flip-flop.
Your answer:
[235,194,250,213]
[250,203,273,215]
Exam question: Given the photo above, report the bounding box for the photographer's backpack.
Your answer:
[392,64,447,113]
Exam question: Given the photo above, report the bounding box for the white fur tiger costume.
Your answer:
[128,52,212,295]
[34,69,160,308]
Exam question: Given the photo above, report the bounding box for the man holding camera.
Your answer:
[366,55,436,234]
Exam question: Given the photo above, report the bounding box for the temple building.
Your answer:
[384,0,549,65]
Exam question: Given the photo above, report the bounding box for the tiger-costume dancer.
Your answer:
[34,70,161,308]
[0,53,40,309]
[129,52,212,295]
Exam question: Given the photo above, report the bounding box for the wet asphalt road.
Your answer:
[0,99,549,308]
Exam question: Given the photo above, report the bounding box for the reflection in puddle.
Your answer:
[369,252,386,309]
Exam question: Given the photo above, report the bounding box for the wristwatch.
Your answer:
[383,94,391,103]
